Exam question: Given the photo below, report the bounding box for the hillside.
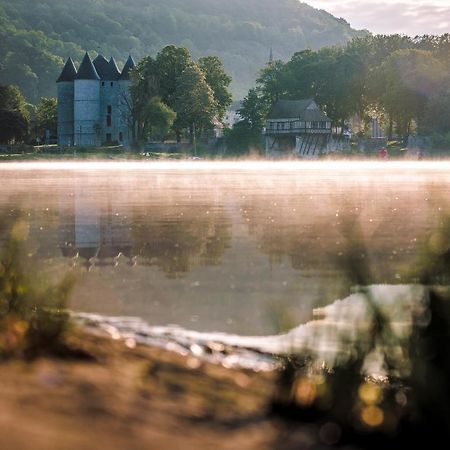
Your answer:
[0,0,365,103]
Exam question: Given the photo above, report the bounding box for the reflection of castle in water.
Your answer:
[59,187,133,269]
[57,187,232,275]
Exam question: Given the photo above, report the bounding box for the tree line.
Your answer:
[0,84,56,145]
[230,34,450,152]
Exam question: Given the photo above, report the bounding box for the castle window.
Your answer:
[107,105,112,114]
[110,82,114,87]
[119,132,123,142]
[102,82,105,86]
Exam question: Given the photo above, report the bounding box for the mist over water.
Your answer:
[1,161,449,335]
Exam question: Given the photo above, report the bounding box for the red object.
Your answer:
[378,147,388,159]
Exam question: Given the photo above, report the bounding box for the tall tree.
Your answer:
[225,88,265,153]
[0,84,29,143]
[156,45,192,106]
[370,49,446,138]
[198,56,232,120]
[256,60,286,107]
[35,97,57,138]
[172,63,217,142]
[142,96,176,141]
[129,56,160,143]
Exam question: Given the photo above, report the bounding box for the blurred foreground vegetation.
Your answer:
[0,212,76,359]
[271,216,450,447]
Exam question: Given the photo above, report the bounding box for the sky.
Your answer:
[304,0,450,36]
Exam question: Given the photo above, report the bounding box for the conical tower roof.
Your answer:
[57,57,77,82]
[107,57,121,81]
[119,55,136,80]
[75,52,100,80]
[93,54,110,80]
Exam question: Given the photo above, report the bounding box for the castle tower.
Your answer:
[57,57,77,147]
[74,52,100,147]
[118,55,136,148]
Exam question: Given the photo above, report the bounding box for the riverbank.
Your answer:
[0,328,281,450]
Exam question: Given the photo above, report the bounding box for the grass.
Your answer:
[0,213,80,359]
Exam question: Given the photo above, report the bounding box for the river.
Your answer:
[1,161,449,337]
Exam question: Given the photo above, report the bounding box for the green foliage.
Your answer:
[0,83,29,117]
[253,34,450,139]
[272,215,450,446]
[143,97,176,141]
[198,56,232,120]
[225,88,266,153]
[156,46,192,106]
[172,62,217,138]
[0,215,76,359]
[421,92,450,135]
[132,46,221,143]
[0,84,29,143]
[35,97,57,137]
[0,0,364,102]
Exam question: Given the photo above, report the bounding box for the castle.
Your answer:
[57,52,136,148]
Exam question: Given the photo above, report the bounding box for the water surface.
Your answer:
[1,161,449,335]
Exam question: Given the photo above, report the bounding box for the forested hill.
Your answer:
[0,0,365,103]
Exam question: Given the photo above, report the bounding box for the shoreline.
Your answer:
[0,327,279,450]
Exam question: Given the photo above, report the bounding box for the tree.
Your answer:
[0,84,29,143]
[129,56,160,144]
[142,97,176,141]
[421,91,450,135]
[256,60,286,107]
[198,56,232,120]
[238,88,266,131]
[225,88,265,153]
[172,63,217,142]
[156,45,192,106]
[370,49,446,138]
[0,84,29,116]
[36,97,57,138]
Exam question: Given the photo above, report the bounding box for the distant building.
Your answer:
[264,99,332,158]
[57,52,136,148]
[224,100,243,128]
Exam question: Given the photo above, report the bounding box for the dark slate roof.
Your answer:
[107,57,121,81]
[75,52,100,80]
[93,55,110,80]
[267,99,330,121]
[119,55,136,80]
[57,57,77,82]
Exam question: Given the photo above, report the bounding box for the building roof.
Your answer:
[57,57,77,82]
[93,55,110,80]
[75,52,100,81]
[267,99,330,122]
[107,57,121,81]
[119,55,136,80]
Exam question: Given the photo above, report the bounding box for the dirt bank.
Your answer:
[0,329,282,450]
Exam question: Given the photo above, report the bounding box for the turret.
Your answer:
[119,55,136,81]
[93,55,110,80]
[74,52,100,146]
[57,57,77,147]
